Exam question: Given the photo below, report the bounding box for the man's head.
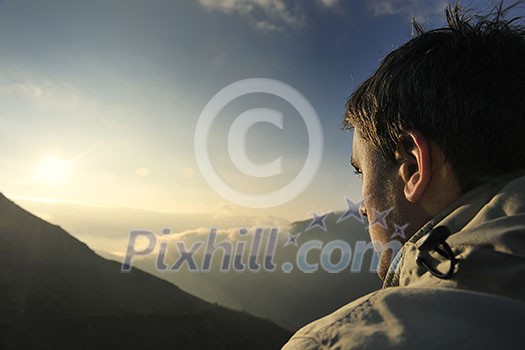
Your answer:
[346,3,525,279]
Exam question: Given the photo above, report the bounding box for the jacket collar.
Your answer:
[383,169,525,301]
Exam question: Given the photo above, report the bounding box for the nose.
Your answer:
[359,203,368,218]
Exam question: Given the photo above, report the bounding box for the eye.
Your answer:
[350,159,362,178]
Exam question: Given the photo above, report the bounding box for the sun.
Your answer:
[33,156,73,185]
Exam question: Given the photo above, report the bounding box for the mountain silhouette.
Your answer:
[128,211,382,331]
[0,193,290,349]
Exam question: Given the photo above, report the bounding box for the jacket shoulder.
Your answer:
[282,287,525,350]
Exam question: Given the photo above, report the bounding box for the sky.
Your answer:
[0,0,519,331]
[0,0,496,239]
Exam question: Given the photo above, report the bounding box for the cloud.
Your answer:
[198,0,304,31]
[197,0,340,32]
[317,0,340,8]
[367,0,447,19]
[13,196,290,254]
[0,68,98,113]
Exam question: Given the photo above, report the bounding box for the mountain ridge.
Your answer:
[127,209,382,331]
[0,193,290,349]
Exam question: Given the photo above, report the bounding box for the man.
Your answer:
[282,2,525,349]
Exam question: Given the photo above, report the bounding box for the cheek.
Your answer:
[362,196,388,242]
[361,171,383,212]
[361,172,399,243]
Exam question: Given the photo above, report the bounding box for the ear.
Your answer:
[396,130,432,203]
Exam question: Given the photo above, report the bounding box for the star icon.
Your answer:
[391,223,409,240]
[284,232,301,247]
[306,211,331,232]
[368,207,392,230]
[337,196,365,224]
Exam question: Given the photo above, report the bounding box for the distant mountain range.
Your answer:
[123,211,383,331]
[0,193,290,349]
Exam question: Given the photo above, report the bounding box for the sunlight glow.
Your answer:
[33,156,72,185]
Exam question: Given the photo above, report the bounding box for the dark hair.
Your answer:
[345,2,525,192]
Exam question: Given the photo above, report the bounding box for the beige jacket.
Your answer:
[282,171,525,349]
